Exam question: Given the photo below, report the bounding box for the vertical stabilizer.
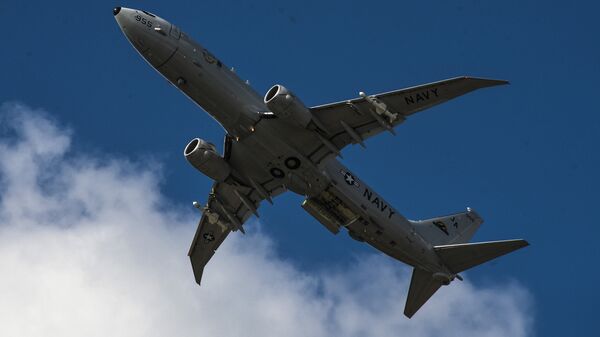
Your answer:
[410,208,483,246]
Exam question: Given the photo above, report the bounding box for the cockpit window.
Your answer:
[142,10,156,17]
[170,25,181,39]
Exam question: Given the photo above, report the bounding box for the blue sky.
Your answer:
[1,0,598,336]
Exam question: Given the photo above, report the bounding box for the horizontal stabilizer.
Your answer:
[434,239,529,273]
[404,268,442,318]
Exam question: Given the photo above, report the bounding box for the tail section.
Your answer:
[434,239,529,273]
[404,207,529,319]
[404,239,528,318]
[410,208,483,245]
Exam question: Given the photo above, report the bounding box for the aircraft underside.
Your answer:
[114,6,528,318]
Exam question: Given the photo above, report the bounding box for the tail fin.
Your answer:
[410,208,483,246]
[404,239,529,318]
[434,239,529,273]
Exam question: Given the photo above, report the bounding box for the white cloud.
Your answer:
[0,103,533,337]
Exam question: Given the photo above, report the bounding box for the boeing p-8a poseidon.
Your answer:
[114,7,528,317]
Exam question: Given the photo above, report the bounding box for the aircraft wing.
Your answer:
[187,135,286,285]
[188,181,263,285]
[308,77,507,156]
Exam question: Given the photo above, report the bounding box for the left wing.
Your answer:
[306,77,507,162]
[187,135,287,285]
[188,181,262,285]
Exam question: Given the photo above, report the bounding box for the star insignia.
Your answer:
[203,232,215,242]
[340,170,360,188]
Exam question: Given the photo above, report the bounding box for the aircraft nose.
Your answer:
[113,6,133,27]
[114,7,178,68]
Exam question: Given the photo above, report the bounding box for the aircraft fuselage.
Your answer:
[115,8,455,277]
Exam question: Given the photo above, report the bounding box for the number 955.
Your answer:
[135,15,152,28]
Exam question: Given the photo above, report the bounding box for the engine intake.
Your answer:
[184,138,231,181]
[264,84,312,127]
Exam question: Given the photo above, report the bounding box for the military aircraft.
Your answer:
[114,7,528,317]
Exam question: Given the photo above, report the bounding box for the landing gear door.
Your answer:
[170,25,181,40]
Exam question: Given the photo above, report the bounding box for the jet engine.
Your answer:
[264,84,312,127]
[184,138,231,181]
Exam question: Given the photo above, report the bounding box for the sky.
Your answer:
[0,0,598,336]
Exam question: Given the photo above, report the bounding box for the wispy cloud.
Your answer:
[0,103,533,337]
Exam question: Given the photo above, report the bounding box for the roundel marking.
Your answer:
[203,232,215,242]
[339,169,360,188]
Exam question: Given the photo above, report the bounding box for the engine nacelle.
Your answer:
[184,138,231,181]
[264,84,312,128]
